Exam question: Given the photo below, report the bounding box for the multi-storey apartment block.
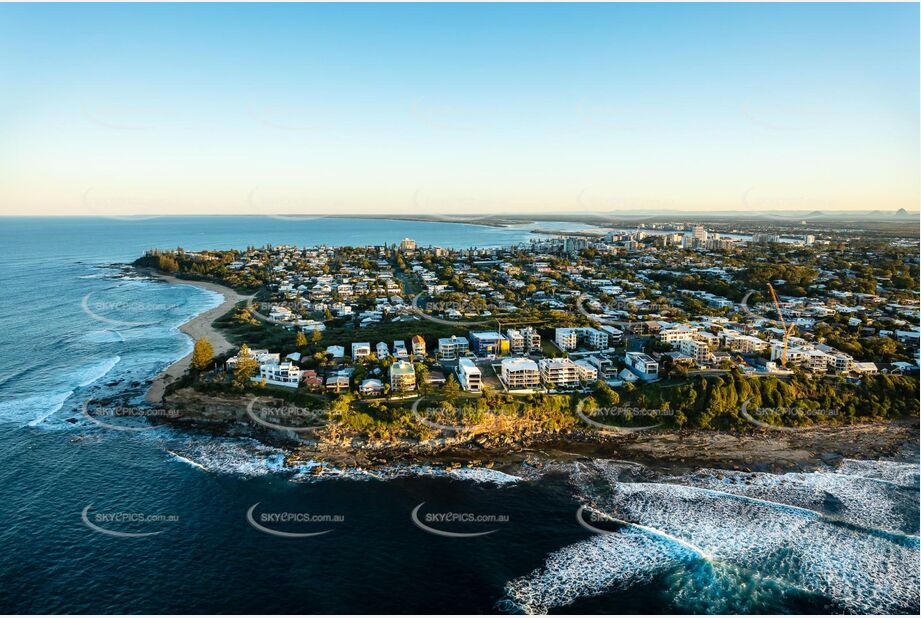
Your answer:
[538,357,580,388]
[555,328,579,351]
[456,358,482,392]
[438,335,469,360]
[500,357,540,389]
[389,360,417,393]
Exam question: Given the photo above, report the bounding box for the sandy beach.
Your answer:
[143,272,252,403]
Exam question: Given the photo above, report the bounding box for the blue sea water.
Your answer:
[0,216,917,614]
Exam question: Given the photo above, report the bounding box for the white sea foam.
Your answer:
[509,460,920,614]
[0,390,74,426]
[503,528,683,613]
[837,459,920,489]
[80,330,125,344]
[164,438,287,477]
[598,479,919,613]
[290,463,523,485]
[677,467,918,535]
[74,356,121,387]
[445,466,522,484]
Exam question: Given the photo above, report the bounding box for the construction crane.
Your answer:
[767,283,796,366]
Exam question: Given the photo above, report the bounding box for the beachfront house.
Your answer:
[254,361,302,388]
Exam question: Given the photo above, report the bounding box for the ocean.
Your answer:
[0,216,917,614]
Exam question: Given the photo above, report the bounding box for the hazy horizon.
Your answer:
[1,3,918,216]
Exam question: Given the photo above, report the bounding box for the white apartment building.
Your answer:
[829,352,853,373]
[500,357,540,389]
[538,358,580,388]
[438,336,469,360]
[393,340,410,359]
[600,325,624,344]
[255,361,302,388]
[579,327,609,350]
[585,354,615,378]
[506,329,525,355]
[456,358,482,392]
[680,338,713,365]
[506,327,541,355]
[659,324,699,344]
[555,328,579,351]
[574,359,599,382]
[772,341,854,374]
[721,331,768,354]
[389,360,417,393]
[375,342,390,358]
[521,326,541,351]
[625,352,659,379]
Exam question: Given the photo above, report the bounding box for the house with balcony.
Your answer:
[351,342,371,361]
[411,335,426,358]
[254,361,302,388]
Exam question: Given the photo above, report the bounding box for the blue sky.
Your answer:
[1,2,918,215]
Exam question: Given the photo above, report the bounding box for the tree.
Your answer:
[295,331,308,348]
[442,374,461,400]
[414,362,430,394]
[312,329,323,345]
[232,344,259,391]
[593,380,620,407]
[191,337,214,371]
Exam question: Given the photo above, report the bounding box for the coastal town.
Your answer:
[135,221,920,436]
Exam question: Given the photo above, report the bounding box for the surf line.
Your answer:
[166,450,209,472]
[629,481,824,520]
[626,482,920,548]
[576,505,713,561]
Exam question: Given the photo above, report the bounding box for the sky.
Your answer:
[0,2,918,216]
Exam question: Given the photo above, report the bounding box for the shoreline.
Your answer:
[288,419,921,476]
[139,270,252,404]
[156,387,919,476]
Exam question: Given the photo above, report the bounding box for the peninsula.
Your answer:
[130,222,920,472]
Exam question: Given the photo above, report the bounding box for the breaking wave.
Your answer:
[75,356,121,387]
[163,437,287,477]
[503,460,919,614]
[503,527,685,613]
[675,467,919,535]
[0,390,74,427]
[837,458,920,489]
[291,463,523,485]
